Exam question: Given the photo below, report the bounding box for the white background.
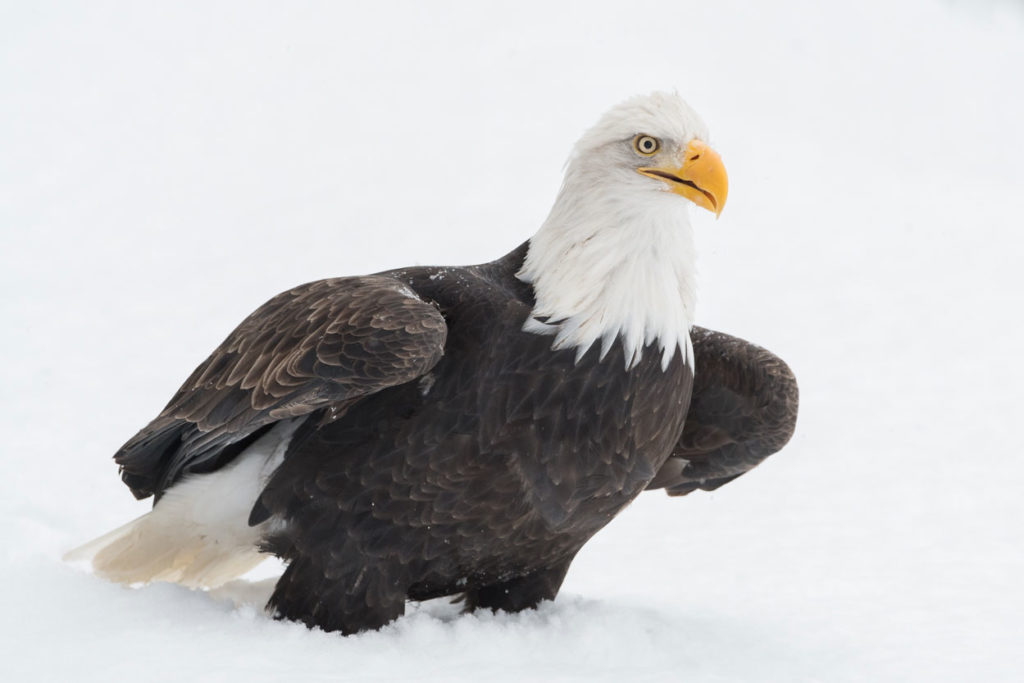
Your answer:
[2,1,1022,680]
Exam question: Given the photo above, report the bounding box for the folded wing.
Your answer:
[647,326,799,496]
[115,276,448,501]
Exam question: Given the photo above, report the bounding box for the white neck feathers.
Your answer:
[517,167,697,371]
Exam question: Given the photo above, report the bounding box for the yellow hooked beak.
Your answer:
[637,139,728,217]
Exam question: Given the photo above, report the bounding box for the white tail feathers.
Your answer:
[63,509,269,588]
[64,419,300,589]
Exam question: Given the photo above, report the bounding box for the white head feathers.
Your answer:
[517,91,713,371]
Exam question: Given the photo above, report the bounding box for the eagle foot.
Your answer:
[268,557,409,635]
[463,559,574,614]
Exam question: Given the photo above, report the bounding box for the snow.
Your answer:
[2,1,1023,680]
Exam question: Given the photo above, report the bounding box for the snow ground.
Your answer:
[2,1,1023,681]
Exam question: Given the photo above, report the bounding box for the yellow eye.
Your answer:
[633,135,660,156]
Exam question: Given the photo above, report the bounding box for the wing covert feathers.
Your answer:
[115,276,447,500]
[647,326,799,496]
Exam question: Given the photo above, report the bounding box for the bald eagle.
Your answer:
[67,92,798,635]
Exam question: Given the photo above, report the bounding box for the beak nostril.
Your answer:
[690,155,700,161]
